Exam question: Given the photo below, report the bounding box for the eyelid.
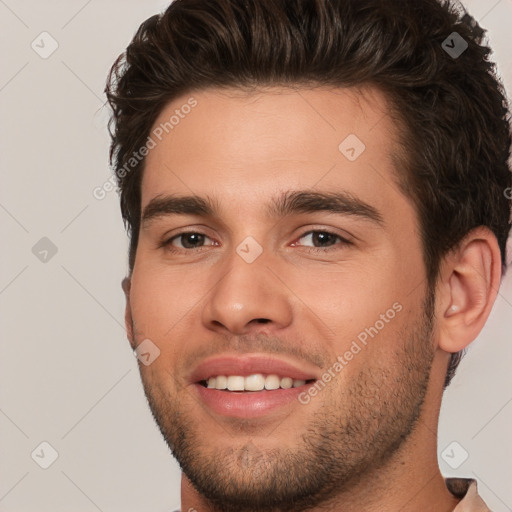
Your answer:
[172,231,215,247]
[162,230,217,250]
[291,225,354,244]
[159,225,355,253]
[291,229,353,250]
[159,224,216,242]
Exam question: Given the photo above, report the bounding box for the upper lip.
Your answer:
[189,353,320,383]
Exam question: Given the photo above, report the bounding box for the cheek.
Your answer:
[129,263,218,367]
[129,269,192,338]
[287,253,423,368]
[288,259,403,329]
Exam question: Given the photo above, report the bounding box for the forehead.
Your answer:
[141,85,406,217]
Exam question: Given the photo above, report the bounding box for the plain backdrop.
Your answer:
[0,1,511,511]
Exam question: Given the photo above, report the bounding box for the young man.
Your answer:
[106,0,511,510]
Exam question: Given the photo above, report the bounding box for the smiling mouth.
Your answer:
[200,374,316,392]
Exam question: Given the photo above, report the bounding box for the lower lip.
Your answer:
[194,383,312,418]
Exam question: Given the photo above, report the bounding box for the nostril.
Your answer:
[255,318,270,324]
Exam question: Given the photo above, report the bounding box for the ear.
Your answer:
[122,277,136,350]
[436,227,502,354]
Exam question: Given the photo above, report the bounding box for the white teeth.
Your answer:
[280,377,293,389]
[215,375,227,390]
[265,374,281,390]
[204,374,310,391]
[227,375,245,391]
[245,374,266,391]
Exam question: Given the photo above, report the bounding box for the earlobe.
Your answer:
[438,228,501,354]
[122,276,131,296]
[122,277,136,350]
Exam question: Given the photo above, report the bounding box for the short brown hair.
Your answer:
[106,0,512,386]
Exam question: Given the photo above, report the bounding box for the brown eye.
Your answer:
[297,231,347,248]
[168,232,212,249]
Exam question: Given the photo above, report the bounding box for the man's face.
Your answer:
[126,86,437,511]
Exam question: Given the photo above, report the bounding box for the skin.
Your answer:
[122,86,501,512]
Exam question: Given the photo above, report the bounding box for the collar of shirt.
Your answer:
[447,478,491,511]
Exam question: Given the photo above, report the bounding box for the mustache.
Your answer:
[180,332,328,370]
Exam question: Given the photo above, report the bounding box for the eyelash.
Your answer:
[294,231,353,253]
[159,229,352,254]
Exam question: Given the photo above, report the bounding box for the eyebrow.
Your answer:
[142,194,218,228]
[268,190,384,225]
[141,190,384,228]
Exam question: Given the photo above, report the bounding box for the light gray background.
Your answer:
[0,1,511,511]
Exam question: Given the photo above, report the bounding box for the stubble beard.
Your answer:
[137,292,436,512]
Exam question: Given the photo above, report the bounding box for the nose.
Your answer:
[201,249,293,336]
